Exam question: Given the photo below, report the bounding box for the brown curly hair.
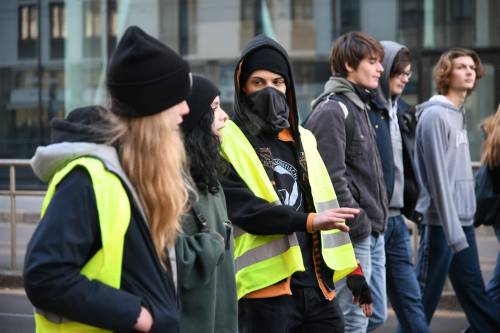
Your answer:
[433,48,484,96]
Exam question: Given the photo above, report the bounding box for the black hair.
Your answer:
[183,108,228,194]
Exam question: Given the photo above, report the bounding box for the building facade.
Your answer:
[1,0,499,163]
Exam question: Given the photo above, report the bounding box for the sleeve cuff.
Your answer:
[306,213,316,233]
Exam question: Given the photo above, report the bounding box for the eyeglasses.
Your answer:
[398,70,413,79]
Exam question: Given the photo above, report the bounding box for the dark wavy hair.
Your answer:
[183,108,227,194]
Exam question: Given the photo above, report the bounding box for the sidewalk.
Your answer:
[0,200,498,332]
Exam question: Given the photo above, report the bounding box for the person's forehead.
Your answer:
[363,53,382,62]
[401,63,411,70]
[452,55,475,65]
[248,69,283,79]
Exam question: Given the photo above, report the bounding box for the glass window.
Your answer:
[424,0,500,48]
[240,0,256,49]
[2,0,500,165]
[397,0,420,48]
[291,0,315,50]
[18,5,38,59]
[50,3,66,59]
[83,0,102,57]
[179,0,198,56]
[332,0,361,39]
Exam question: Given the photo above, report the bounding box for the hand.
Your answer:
[134,306,153,332]
[312,207,359,232]
[346,274,373,317]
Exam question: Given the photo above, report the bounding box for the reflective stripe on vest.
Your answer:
[34,157,131,333]
[221,121,357,298]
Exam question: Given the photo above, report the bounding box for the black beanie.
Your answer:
[182,75,220,133]
[106,26,191,117]
[239,47,290,90]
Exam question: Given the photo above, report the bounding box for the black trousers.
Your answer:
[238,287,344,333]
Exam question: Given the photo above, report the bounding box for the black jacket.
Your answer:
[369,97,420,220]
[24,113,179,333]
[304,77,388,241]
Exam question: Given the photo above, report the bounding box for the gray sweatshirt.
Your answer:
[414,95,475,253]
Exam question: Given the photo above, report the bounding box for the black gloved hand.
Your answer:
[346,274,372,305]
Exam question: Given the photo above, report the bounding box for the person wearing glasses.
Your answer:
[368,42,429,333]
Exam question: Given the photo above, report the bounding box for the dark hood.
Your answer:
[233,35,300,136]
[50,105,111,144]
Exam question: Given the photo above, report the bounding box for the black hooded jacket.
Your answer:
[220,35,335,291]
[24,108,180,332]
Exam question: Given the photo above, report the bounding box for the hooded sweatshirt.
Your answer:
[414,95,474,253]
[305,77,388,241]
[369,41,408,214]
[24,116,179,332]
[220,35,337,295]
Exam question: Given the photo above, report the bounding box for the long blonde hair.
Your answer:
[481,105,500,169]
[105,106,190,263]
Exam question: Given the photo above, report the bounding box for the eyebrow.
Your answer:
[249,75,283,80]
[457,62,474,65]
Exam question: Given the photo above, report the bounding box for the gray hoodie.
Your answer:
[414,95,474,253]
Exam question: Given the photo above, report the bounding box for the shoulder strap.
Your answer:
[327,93,356,145]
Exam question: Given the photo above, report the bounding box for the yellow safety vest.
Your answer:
[221,120,357,299]
[34,157,131,333]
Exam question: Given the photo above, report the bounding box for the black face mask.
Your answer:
[241,87,290,134]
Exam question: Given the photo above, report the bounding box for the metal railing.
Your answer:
[0,159,483,272]
[0,159,45,271]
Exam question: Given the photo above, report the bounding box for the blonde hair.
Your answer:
[480,105,500,169]
[105,107,190,263]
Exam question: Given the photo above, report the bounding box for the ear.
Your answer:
[345,62,354,73]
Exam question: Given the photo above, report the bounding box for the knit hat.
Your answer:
[182,75,220,133]
[239,46,290,90]
[106,26,191,117]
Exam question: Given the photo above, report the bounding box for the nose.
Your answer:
[377,62,384,73]
[181,101,189,115]
[221,109,229,122]
[401,75,409,83]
